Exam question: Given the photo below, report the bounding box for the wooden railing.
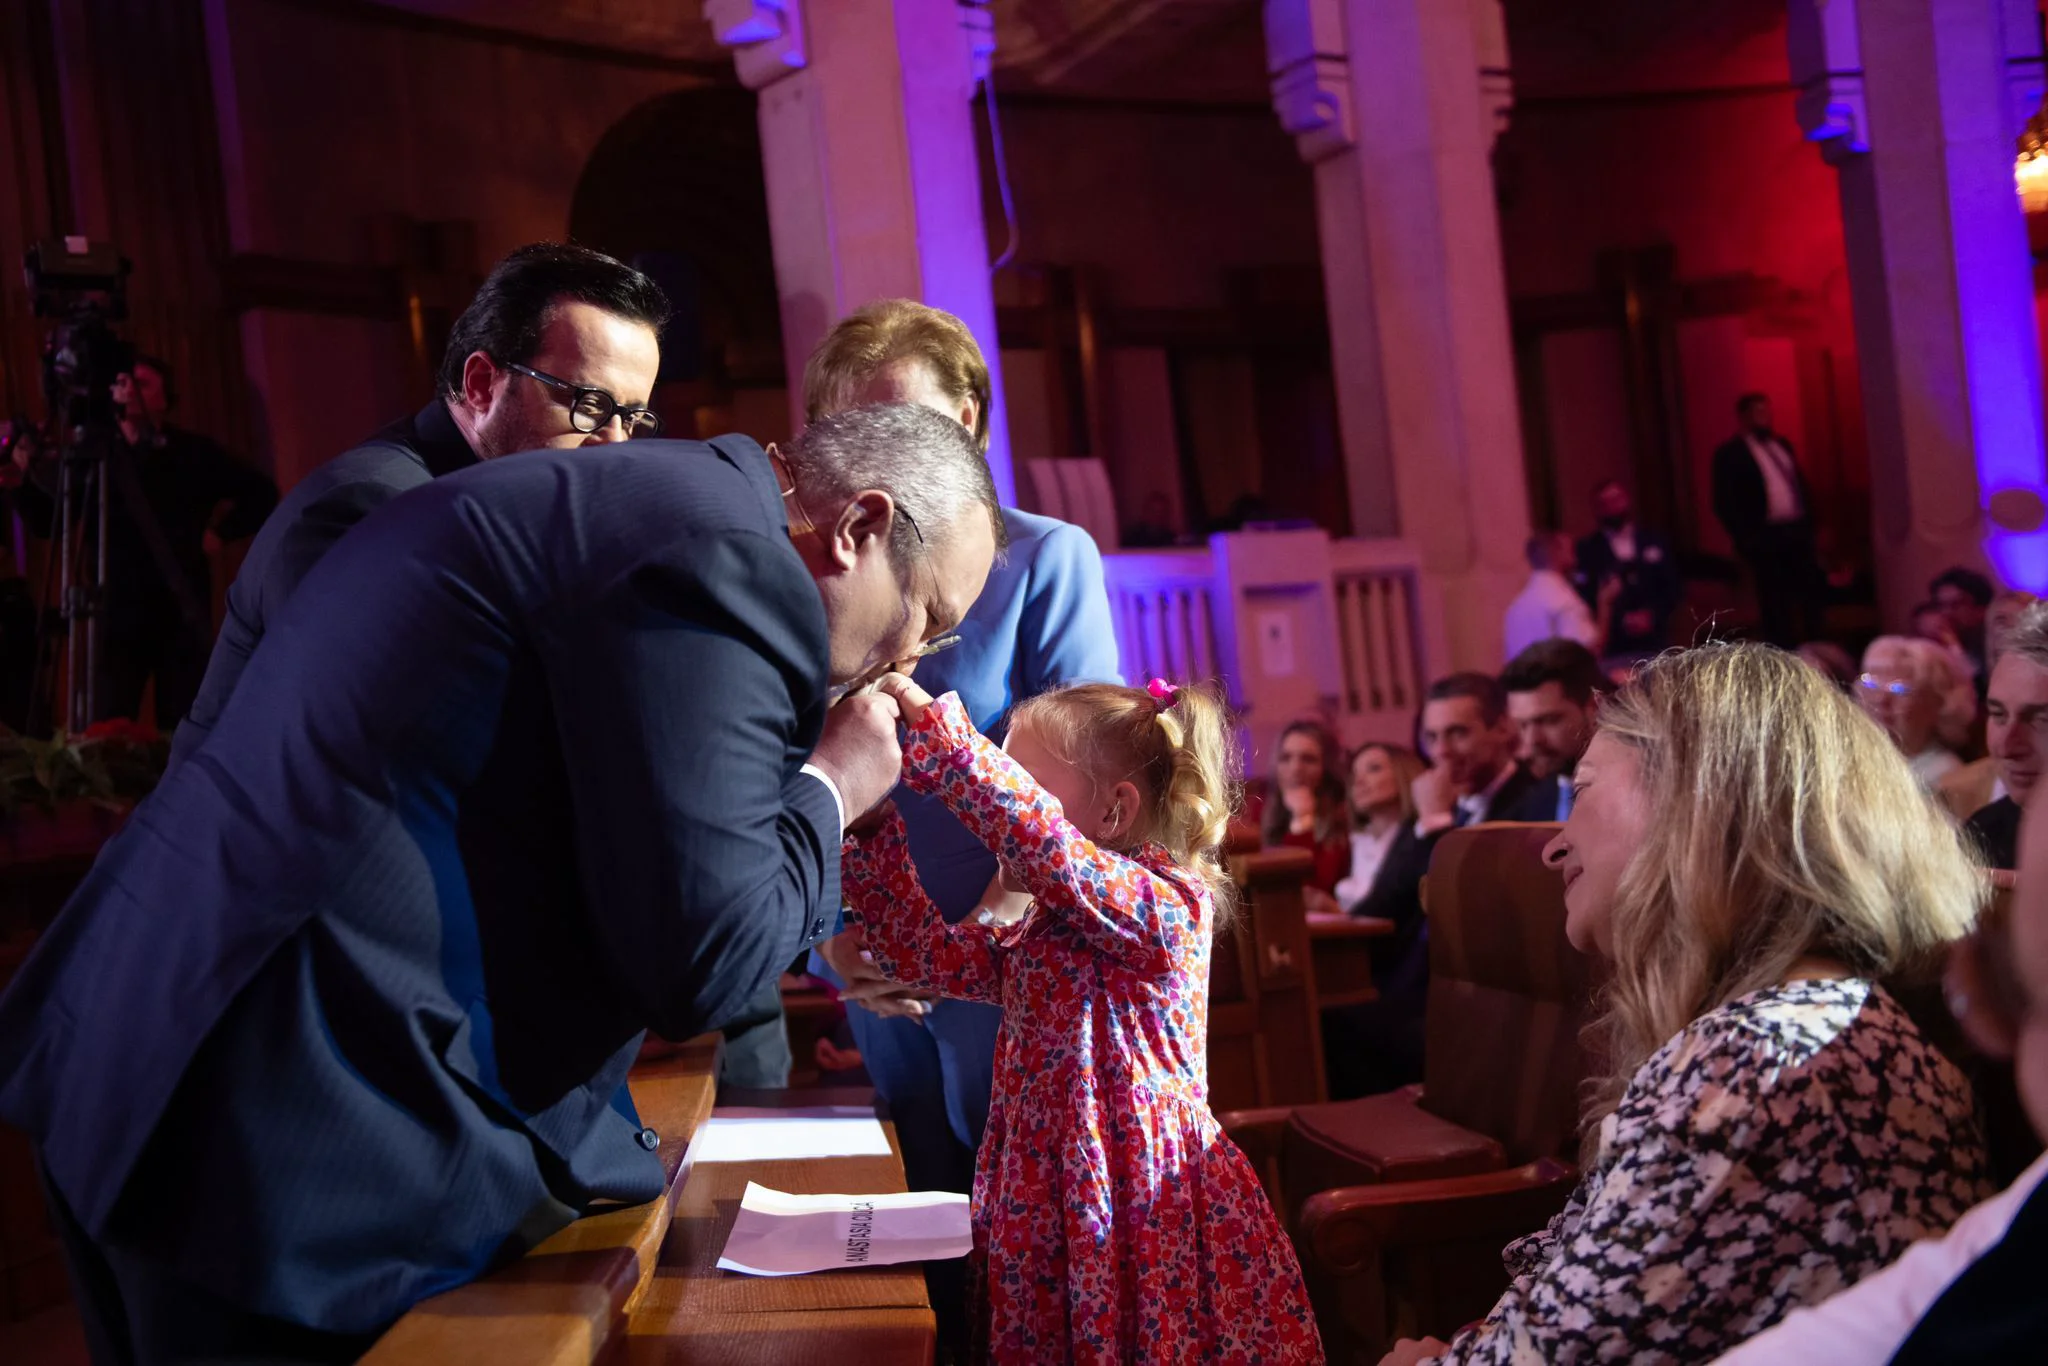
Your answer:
[362,1038,723,1366]
[1101,530,1435,760]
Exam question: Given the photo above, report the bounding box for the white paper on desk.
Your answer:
[691,1107,892,1162]
[716,1181,972,1277]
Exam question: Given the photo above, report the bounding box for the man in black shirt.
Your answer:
[1968,601,2048,870]
[96,356,276,727]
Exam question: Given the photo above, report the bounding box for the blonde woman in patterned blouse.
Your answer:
[1385,643,1993,1366]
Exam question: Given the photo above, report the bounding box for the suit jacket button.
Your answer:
[636,1127,660,1151]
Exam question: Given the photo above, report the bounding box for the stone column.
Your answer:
[1790,0,2048,607]
[709,0,1015,504]
[1263,0,1533,671]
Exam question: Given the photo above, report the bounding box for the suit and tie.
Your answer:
[1711,428,1825,646]
[1575,521,1680,658]
[169,400,477,768]
[0,438,841,1349]
[1328,763,1538,1097]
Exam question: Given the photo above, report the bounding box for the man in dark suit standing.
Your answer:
[1575,479,1679,661]
[170,242,669,769]
[1327,673,1534,1097]
[0,402,1001,1361]
[1711,392,1825,646]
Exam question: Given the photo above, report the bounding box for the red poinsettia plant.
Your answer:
[0,719,169,816]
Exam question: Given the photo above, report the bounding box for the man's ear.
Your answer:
[459,351,499,415]
[827,489,896,571]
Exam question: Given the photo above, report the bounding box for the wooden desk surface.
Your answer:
[1306,911,1396,939]
[362,1037,721,1366]
[622,1087,935,1364]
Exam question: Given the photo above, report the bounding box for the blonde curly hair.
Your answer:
[1583,644,1983,1151]
[1009,681,1241,925]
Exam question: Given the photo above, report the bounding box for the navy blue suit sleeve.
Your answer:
[543,530,838,1041]
[1016,522,1121,693]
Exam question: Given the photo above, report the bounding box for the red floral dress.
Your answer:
[842,693,1322,1365]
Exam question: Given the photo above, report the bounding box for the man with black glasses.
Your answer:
[170,242,667,766]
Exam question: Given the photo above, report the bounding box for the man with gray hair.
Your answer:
[1957,599,2048,870]
[0,404,998,1357]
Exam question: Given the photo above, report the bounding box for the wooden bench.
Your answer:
[363,1037,723,1366]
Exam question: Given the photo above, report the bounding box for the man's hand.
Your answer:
[875,671,935,726]
[816,929,933,1020]
[1281,783,1318,833]
[810,692,903,818]
[1411,762,1457,824]
[1596,574,1624,609]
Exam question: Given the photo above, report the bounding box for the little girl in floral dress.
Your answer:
[842,672,1322,1365]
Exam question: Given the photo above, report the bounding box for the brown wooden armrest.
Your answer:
[1298,1158,1577,1276]
[1216,1106,1294,1212]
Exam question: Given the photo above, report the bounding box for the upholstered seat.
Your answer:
[1223,822,1599,1362]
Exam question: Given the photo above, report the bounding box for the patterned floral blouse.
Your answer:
[1425,978,1990,1364]
[842,693,1322,1365]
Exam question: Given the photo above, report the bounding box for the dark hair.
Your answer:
[1929,566,1994,607]
[1260,719,1348,848]
[1525,531,1566,570]
[129,353,175,406]
[1735,392,1770,417]
[1501,638,1613,708]
[437,243,670,398]
[1426,671,1508,726]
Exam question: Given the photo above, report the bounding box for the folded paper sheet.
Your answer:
[716,1181,973,1277]
[691,1107,893,1163]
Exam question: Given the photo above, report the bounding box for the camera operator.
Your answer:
[0,418,49,731]
[97,355,277,729]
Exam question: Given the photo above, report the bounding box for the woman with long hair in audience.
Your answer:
[1384,642,1991,1366]
[1261,719,1350,895]
[1332,742,1425,913]
[1858,634,1976,786]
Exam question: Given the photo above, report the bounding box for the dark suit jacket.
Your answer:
[1500,772,1569,825]
[1349,765,1539,997]
[1575,523,1680,653]
[1711,432,1812,554]
[0,437,840,1333]
[171,400,477,767]
[1966,796,2022,871]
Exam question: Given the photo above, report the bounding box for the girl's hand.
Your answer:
[875,671,935,725]
[1281,783,1318,832]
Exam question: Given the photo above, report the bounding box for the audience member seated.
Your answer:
[1504,531,1619,661]
[1949,602,2048,871]
[1332,742,1426,913]
[1931,566,1995,696]
[1796,639,1858,693]
[1499,638,1613,823]
[1262,718,1351,900]
[1325,674,1534,1098]
[1858,635,1975,788]
[1383,643,1991,1366]
[1574,479,1679,663]
[1709,823,2048,1363]
[1985,589,2036,668]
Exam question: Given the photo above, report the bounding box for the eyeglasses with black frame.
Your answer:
[502,361,661,438]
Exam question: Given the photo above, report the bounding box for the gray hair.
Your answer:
[2002,599,2048,672]
[781,402,1007,565]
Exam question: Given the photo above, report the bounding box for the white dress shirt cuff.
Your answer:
[799,763,846,837]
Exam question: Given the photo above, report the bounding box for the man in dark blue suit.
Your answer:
[0,402,1001,1361]
[171,241,671,769]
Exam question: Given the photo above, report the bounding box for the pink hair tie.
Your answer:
[1146,677,1178,706]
